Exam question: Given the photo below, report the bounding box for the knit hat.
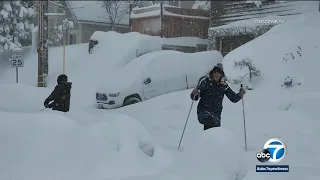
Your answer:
[57,74,68,84]
[215,63,223,71]
[211,63,224,77]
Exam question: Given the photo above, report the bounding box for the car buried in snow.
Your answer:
[96,50,223,109]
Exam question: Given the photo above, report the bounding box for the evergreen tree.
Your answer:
[47,0,68,46]
[0,0,36,51]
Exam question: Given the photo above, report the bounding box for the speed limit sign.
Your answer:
[11,48,24,67]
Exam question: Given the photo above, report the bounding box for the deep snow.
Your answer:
[0,11,320,180]
[0,112,173,180]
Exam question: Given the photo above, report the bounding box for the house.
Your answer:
[208,1,318,56]
[163,0,195,9]
[38,1,130,46]
[130,3,210,53]
[65,1,130,44]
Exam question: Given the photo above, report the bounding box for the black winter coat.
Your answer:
[44,82,72,112]
[190,76,241,117]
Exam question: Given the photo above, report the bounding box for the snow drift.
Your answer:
[0,84,51,112]
[175,127,245,180]
[90,31,161,67]
[223,12,320,93]
[125,127,245,180]
[0,112,173,180]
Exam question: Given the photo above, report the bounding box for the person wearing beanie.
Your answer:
[190,63,246,130]
[44,74,72,112]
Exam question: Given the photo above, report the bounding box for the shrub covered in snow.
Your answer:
[230,57,261,90]
[281,76,302,88]
[208,24,274,50]
[0,1,35,51]
[48,19,73,46]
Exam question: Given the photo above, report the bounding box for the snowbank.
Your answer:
[0,84,51,112]
[223,12,320,92]
[90,31,161,66]
[128,128,245,180]
[0,112,173,180]
[175,128,245,180]
[2,31,165,110]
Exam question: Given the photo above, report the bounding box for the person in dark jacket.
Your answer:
[44,74,72,112]
[190,63,246,130]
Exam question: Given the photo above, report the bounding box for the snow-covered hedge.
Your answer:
[208,24,274,50]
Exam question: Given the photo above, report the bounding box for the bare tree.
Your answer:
[102,1,128,31]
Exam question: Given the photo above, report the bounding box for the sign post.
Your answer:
[11,48,24,83]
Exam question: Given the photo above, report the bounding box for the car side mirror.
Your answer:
[144,78,151,84]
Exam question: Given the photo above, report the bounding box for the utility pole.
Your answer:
[160,2,164,51]
[62,21,70,74]
[37,0,49,87]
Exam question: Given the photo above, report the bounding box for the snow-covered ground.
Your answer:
[1,11,320,180]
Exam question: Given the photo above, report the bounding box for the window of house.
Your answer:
[69,34,76,45]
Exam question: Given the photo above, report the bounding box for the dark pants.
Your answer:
[197,111,221,130]
[50,102,69,112]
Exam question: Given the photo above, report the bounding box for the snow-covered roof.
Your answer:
[131,3,209,20]
[131,9,160,19]
[208,14,300,37]
[66,1,129,25]
[132,3,176,11]
[209,15,298,31]
[214,1,318,26]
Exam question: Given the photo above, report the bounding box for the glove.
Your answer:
[239,86,246,98]
[44,103,49,108]
[44,102,52,108]
[190,88,200,101]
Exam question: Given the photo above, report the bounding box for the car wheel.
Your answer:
[123,97,141,106]
[97,104,104,109]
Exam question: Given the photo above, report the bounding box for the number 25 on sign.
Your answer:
[10,49,24,83]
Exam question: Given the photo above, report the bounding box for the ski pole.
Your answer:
[39,108,46,111]
[241,84,248,151]
[177,75,207,150]
[178,99,195,150]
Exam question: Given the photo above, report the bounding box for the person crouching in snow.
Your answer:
[190,63,246,130]
[44,74,72,112]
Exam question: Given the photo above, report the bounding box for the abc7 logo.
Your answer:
[256,138,287,163]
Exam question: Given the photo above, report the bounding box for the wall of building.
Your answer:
[162,15,209,39]
[131,17,161,36]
